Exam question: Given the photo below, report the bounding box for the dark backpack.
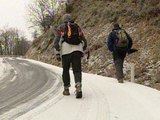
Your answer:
[63,22,81,45]
[115,29,129,48]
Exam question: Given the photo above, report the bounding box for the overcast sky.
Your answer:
[0,0,32,40]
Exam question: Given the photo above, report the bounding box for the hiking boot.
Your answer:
[63,87,70,96]
[118,78,124,83]
[75,83,82,99]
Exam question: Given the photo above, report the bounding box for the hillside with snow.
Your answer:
[26,0,160,90]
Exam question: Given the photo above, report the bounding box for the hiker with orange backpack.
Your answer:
[107,23,133,83]
[54,14,87,98]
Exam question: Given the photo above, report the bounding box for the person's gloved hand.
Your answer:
[83,45,87,51]
[56,53,61,61]
[83,49,90,60]
[85,49,90,59]
[56,47,60,52]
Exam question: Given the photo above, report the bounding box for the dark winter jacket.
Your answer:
[107,28,132,52]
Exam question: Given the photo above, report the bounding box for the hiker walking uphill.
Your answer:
[107,23,133,83]
[54,14,87,98]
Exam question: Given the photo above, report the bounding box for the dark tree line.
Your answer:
[0,28,31,56]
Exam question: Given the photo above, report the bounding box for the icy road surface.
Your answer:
[0,57,160,120]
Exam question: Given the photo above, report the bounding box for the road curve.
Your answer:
[2,58,160,120]
[18,66,160,120]
[0,57,62,120]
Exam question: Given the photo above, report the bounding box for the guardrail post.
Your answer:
[131,63,135,83]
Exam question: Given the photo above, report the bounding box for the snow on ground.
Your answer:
[0,58,4,78]
[0,57,15,85]
[1,58,160,120]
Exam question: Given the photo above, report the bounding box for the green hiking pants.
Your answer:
[113,49,127,80]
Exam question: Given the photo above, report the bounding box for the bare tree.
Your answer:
[0,28,30,55]
[27,0,58,31]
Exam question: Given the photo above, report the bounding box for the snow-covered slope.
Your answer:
[15,58,160,120]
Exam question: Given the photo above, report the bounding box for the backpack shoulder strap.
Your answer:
[116,29,127,39]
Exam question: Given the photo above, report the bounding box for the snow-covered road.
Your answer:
[1,57,160,120]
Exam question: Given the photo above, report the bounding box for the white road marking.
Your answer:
[10,75,17,82]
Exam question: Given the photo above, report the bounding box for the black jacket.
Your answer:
[107,28,133,52]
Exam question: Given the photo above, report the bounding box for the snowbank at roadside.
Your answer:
[16,58,160,120]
